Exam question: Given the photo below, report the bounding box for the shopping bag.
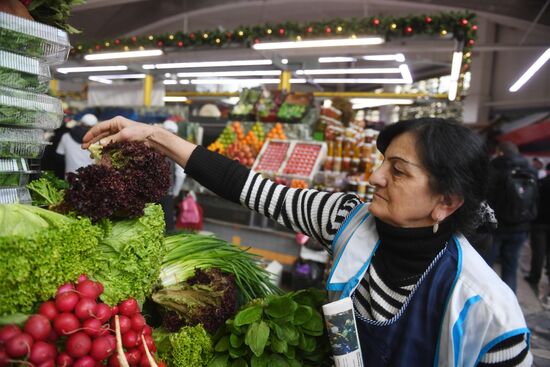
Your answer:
[176,192,203,230]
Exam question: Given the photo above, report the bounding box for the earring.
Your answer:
[433,221,440,234]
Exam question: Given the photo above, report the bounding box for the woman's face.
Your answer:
[368,132,444,228]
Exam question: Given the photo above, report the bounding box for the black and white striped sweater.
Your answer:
[185,146,530,366]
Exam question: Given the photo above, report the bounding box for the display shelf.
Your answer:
[0,50,51,93]
[0,85,63,129]
[0,186,32,204]
[0,127,50,159]
[0,158,34,187]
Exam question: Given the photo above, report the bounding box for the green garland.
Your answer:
[73,11,477,71]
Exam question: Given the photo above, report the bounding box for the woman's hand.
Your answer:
[81,115,197,168]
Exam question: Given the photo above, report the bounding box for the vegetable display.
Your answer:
[152,268,238,334]
[160,233,281,305]
[27,171,68,207]
[0,66,47,92]
[0,204,103,315]
[154,326,213,367]
[208,290,331,367]
[0,28,43,59]
[63,142,170,222]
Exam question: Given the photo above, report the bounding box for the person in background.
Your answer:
[486,141,538,293]
[83,116,532,366]
[159,119,186,232]
[532,157,547,179]
[56,113,98,176]
[525,163,550,305]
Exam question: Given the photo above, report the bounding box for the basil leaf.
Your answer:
[245,321,270,357]
[293,305,313,325]
[235,305,263,326]
[250,354,269,367]
[207,353,229,367]
[230,333,244,348]
[215,336,229,352]
[266,296,297,318]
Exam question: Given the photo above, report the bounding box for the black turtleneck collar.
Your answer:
[372,217,452,287]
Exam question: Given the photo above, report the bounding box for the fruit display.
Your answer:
[254,141,290,173]
[224,140,256,168]
[230,88,262,119]
[283,143,322,176]
[250,121,265,142]
[255,90,285,122]
[276,93,312,123]
[266,123,286,140]
[290,179,308,189]
[0,277,163,367]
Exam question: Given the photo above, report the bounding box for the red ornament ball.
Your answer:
[157,41,163,47]
[325,26,331,33]
[114,39,120,45]
[425,16,432,23]
[461,19,469,26]
[226,31,233,38]
[405,26,413,33]
[177,41,184,47]
[254,38,260,44]
[472,25,478,31]
[307,26,313,33]
[190,33,196,39]
[278,28,285,35]
[131,36,137,42]
[373,18,380,26]
[468,39,475,45]
[95,44,100,50]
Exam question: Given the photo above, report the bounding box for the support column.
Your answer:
[143,74,154,106]
[278,70,291,92]
[463,19,496,124]
[49,79,59,96]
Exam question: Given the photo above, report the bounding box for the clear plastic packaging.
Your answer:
[0,85,63,129]
[0,12,71,64]
[0,187,32,204]
[0,158,33,186]
[0,127,50,159]
[0,50,51,92]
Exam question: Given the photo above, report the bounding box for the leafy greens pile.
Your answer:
[154,325,213,367]
[63,141,170,221]
[0,204,103,315]
[208,290,331,367]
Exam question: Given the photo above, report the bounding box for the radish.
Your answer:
[66,332,92,358]
[0,348,9,367]
[142,335,155,353]
[0,325,21,345]
[114,316,130,367]
[126,349,140,366]
[46,329,58,343]
[142,326,152,336]
[105,335,116,350]
[111,306,119,315]
[5,333,33,358]
[54,313,80,336]
[56,283,75,297]
[56,292,79,313]
[130,314,145,333]
[29,341,57,365]
[108,354,121,367]
[73,356,95,367]
[78,274,88,283]
[139,335,157,367]
[95,303,112,324]
[38,360,55,367]
[24,315,52,341]
[39,301,58,321]
[118,299,138,316]
[75,298,98,320]
[96,282,104,296]
[111,316,130,335]
[57,352,74,367]
[82,318,103,338]
[139,354,151,367]
[90,336,114,361]
[76,280,101,300]
[122,330,138,349]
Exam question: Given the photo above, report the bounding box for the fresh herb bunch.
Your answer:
[154,325,214,367]
[0,141,44,159]
[0,29,43,58]
[0,66,46,92]
[27,171,68,207]
[63,141,170,221]
[208,290,331,367]
[27,0,86,34]
[153,268,239,334]
[0,173,22,186]
[0,105,59,128]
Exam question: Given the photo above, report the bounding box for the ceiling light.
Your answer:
[363,53,406,62]
[190,78,281,85]
[290,79,307,83]
[176,70,281,78]
[351,98,414,109]
[448,51,463,101]
[311,78,407,84]
[57,66,128,74]
[164,96,188,102]
[281,58,288,65]
[163,80,177,85]
[88,76,113,84]
[252,37,385,50]
[84,49,163,61]
[398,64,413,84]
[89,74,146,79]
[143,59,272,70]
[296,68,400,76]
[164,73,172,78]
[318,57,357,63]
[509,48,550,92]
[179,80,190,84]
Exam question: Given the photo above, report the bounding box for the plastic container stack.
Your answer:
[0,12,71,204]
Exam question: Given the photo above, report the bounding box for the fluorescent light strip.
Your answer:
[509,48,550,92]
[363,53,405,62]
[143,59,272,70]
[84,49,163,61]
[179,80,190,85]
[190,78,281,85]
[312,78,407,84]
[57,65,128,74]
[318,57,357,63]
[176,70,281,78]
[163,80,177,85]
[351,98,414,109]
[164,96,188,102]
[88,76,113,84]
[297,68,400,76]
[398,64,413,84]
[252,37,385,50]
[448,51,463,101]
[90,74,146,79]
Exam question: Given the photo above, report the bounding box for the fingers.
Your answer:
[82,116,134,148]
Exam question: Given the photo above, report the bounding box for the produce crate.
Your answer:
[0,158,33,186]
[0,186,32,204]
[0,12,71,64]
[252,139,326,186]
[0,50,51,93]
[0,85,63,129]
[0,127,49,159]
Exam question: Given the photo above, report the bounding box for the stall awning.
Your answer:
[498,118,550,156]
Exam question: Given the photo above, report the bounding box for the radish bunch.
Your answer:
[0,276,164,367]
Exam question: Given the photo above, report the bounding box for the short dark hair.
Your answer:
[377,118,489,234]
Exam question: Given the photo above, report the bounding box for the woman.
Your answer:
[83,117,532,366]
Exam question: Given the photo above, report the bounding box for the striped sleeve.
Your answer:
[478,334,531,367]
[240,171,361,249]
